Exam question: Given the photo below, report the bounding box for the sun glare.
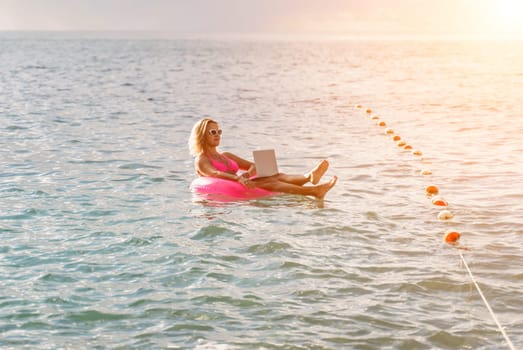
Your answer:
[487,0,523,35]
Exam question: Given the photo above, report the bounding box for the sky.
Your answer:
[1,0,523,38]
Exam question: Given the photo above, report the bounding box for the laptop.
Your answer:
[253,149,279,177]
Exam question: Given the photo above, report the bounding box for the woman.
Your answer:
[189,118,337,200]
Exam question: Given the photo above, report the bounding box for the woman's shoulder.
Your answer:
[195,153,209,164]
[221,151,237,159]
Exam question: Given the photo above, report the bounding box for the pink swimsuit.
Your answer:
[209,154,240,174]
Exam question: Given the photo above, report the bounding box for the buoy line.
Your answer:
[355,104,516,350]
[460,252,517,350]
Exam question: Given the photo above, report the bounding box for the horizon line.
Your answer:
[1,30,522,41]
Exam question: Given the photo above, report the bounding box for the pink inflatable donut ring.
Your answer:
[190,177,277,200]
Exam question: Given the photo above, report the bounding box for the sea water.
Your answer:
[0,32,522,349]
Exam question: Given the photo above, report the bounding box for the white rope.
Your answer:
[459,252,516,350]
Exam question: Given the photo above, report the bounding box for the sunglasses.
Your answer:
[208,129,222,136]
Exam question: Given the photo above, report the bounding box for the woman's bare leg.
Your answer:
[274,173,309,186]
[274,160,330,186]
[253,176,338,200]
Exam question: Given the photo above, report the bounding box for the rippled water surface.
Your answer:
[1,33,522,349]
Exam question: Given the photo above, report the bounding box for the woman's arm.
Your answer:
[223,152,256,177]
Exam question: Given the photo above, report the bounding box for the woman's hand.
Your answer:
[246,164,256,178]
[237,176,255,189]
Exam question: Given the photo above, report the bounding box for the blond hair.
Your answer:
[188,118,217,156]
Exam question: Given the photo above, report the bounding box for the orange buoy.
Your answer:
[392,135,401,141]
[444,230,461,243]
[378,121,387,127]
[371,115,380,120]
[385,128,394,135]
[432,197,448,206]
[355,104,363,109]
[397,140,406,147]
[366,108,372,114]
[420,169,432,175]
[425,185,439,195]
[412,150,422,156]
[403,144,413,150]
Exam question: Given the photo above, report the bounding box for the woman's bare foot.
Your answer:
[314,176,337,199]
[306,160,329,185]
